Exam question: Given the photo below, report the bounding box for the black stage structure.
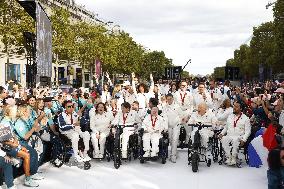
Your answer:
[18,0,52,88]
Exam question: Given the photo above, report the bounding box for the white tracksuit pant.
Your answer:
[91,132,107,156]
[168,124,181,158]
[121,127,135,158]
[221,136,241,158]
[65,130,90,156]
[190,128,214,158]
[143,132,161,156]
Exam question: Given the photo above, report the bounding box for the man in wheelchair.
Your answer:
[58,100,91,163]
[141,106,168,158]
[111,102,140,159]
[219,101,251,166]
[187,103,218,162]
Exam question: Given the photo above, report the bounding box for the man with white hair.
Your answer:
[188,103,217,160]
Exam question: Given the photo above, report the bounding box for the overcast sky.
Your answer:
[75,0,274,75]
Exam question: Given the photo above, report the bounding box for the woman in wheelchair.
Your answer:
[90,102,114,158]
[1,105,43,187]
[187,103,218,160]
[111,102,140,159]
[141,106,167,158]
[218,101,251,166]
[57,100,91,163]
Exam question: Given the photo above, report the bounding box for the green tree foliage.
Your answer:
[213,0,284,80]
[0,1,173,79]
[0,0,34,56]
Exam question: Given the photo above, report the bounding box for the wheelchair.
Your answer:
[112,124,140,169]
[178,124,187,149]
[187,123,218,172]
[138,129,169,164]
[50,120,92,170]
[218,137,249,168]
[89,129,116,162]
[50,133,91,170]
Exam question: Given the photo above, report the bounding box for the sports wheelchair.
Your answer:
[111,124,140,169]
[187,123,220,172]
[50,133,91,170]
[138,129,169,164]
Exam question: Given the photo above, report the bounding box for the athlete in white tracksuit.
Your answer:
[58,101,91,162]
[219,102,251,165]
[192,83,213,110]
[216,99,233,129]
[111,102,140,159]
[187,103,218,160]
[209,80,224,112]
[163,93,184,162]
[174,81,194,143]
[142,107,167,157]
[89,102,114,158]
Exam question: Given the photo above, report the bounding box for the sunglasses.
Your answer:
[67,105,74,108]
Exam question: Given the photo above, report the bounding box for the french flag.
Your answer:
[247,125,276,168]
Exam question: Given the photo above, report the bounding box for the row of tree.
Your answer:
[0,0,173,80]
[213,0,284,80]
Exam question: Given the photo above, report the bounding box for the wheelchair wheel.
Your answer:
[140,158,145,164]
[50,137,66,168]
[161,156,166,164]
[207,158,211,167]
[29,135,44,161]
[84,161,91,170]
[114,157,121,169]
[191,153,199,172]
[113,148,121,169]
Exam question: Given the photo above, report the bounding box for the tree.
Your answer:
[0,0,34,62]
[273,0,284,73]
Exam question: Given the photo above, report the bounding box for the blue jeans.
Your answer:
[0,156,14,188]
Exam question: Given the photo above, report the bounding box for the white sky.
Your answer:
[75,0,274,75]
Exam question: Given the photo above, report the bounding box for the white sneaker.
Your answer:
[30,173,44,180]
[98,153,104,159]
[122,151,127,159]
[230,157,237,165]
[24,177,39,187]
[83,154,91,161]
[150,151,158,157]
[170,155,177,163]
[225,156,232,165]
[74,155,84,163]
[143,151,150,158]
[54,158,61,166]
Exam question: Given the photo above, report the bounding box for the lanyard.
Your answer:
[234,113,242,128]
[151,115,158,127]
[180,92,186,105]
[123,113,128,125]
